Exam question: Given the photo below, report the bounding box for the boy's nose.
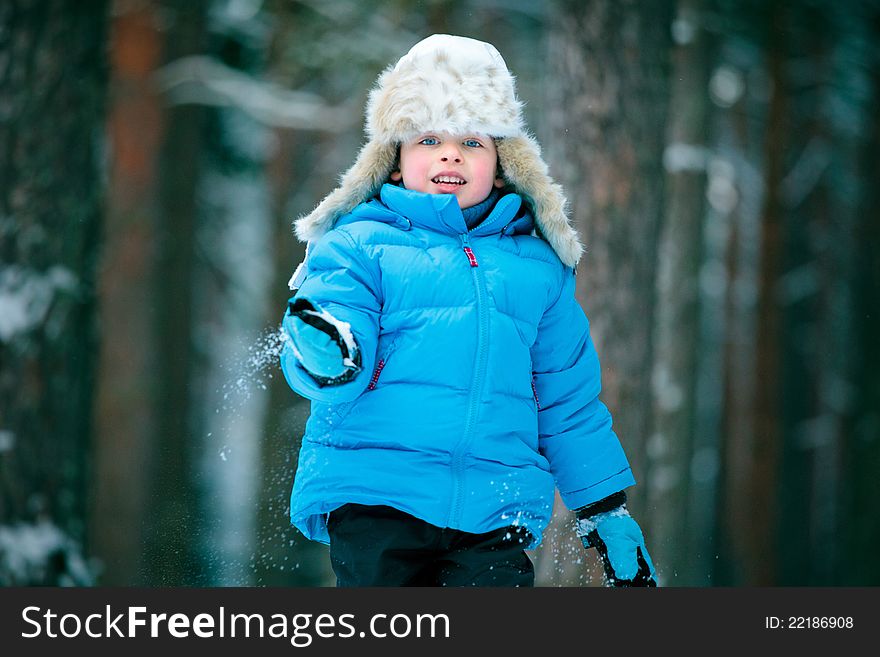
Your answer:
[439,144,463,163]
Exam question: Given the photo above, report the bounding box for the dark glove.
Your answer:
[282,297,361,386]
[575,491,657,587]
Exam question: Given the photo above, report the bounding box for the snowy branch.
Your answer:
[0,520,94,586]
[153,55,357,132]
[0,265,78,343]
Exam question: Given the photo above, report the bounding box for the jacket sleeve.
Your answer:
[531,267,636,511]
[279,228,381,403]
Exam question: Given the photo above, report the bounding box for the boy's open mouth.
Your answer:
[431,175,466,185]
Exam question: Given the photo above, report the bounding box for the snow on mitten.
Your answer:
[283,297,361,386]
[575,491,657,587]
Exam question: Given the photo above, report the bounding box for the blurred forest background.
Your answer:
[1,0,879,587]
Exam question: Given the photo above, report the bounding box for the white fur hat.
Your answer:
[294,34,582,268]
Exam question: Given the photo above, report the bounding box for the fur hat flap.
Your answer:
[496,135,582,268]
[294,139,397,243]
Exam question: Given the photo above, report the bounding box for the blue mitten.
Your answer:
[575,492,657,587]
[282,297,361,386]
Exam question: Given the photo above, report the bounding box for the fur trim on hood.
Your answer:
[294,34,582,268]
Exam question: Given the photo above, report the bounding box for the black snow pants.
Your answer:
[326,503,535,587]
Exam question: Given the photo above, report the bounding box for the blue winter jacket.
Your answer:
[280,183,635,548]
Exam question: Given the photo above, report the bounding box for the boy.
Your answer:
[279,34,656,587]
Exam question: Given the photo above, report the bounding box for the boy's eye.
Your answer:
[463,139,482,148]
[419,137,439,145]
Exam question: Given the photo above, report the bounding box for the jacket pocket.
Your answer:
[329,337,400,425]
[331,337,399,420]
[528,357,541,410]
[367,336,399,392]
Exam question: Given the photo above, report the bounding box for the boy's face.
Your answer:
[390,132,505,209]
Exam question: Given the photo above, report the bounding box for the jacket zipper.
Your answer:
[367,338,397,391]
[463,245,478,267]
[449,232,490,527]
[366,359,386,391]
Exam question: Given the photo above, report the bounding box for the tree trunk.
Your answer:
[647,0,711,586]
[142,0,209,586]
[843,2,880,584]
[543,0,672,585]
[0,0,109,585]
[90,0,164,586]
[724,21,783,587]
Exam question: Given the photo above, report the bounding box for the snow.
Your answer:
[671,16,697,45]
[646,432,668,460]
[0,430,14,452]
[0,265,77,342]
[574,506,630,537]
[215,0,264,24]
[706,158,739,214]
[649,465,681,493]
[709,65,745,108]
[663,142,708,173]
[154,55,354,132]
[652,364,684,412]
[311,304,357,357]
[0,520,94,586]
